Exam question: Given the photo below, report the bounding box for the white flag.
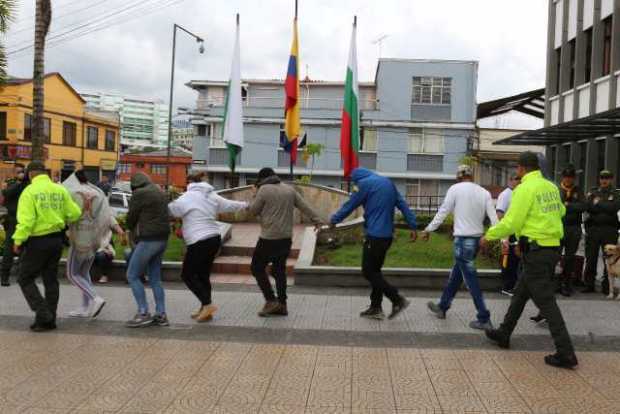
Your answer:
[223,15,243,172]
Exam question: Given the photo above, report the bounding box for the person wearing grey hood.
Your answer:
[125,172,170,328]
[169,173,248,322]
[248,168,325,317]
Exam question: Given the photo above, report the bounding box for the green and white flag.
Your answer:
[223,14,244,173]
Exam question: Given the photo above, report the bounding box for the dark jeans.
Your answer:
[439,237,490,323]
[561,225,582,285]
[181,235,221,306]
[251,238,292,305]
[94,251,113,276]
[362,237,400,308]
[18,233,64,324]
[1,216,16,282]
[501,238,520,291]
[584,227,618,288]
[498,247,575,358]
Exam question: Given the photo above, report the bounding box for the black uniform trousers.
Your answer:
[560,225,582,285]
[584,226,618,289]
[501,236,520,291]
[362,237,400,308]
[1,216,17,283]
[18,233,64,324]
[498,247,575,358]
[251,238,292,304]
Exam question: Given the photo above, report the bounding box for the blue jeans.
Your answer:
[127,240,167,315]
[438,237,490,323]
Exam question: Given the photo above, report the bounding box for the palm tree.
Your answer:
[31,0,51,162]
[0,0,16,85]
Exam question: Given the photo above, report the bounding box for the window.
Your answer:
[87,126,99,149]
[562,144,571,165]
[43,118,51,143]
[554,48,562,95]
[209,123,225,148]
[602,17,613,76]
[412,77,452,105]
[118,162,131,174]
[597,139,606,172]
[568,39,576,89]
[197,124,210,137]
[584,28,593,83]
[0,112,6,140]
[24,113,32,141]
[62,121,76,146]
[151,164,167,175]
[105,130,116,151]
[407,129,444,154]
[360,128,377,152]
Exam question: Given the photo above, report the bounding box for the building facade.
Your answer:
[543,0,620,188]
[118,148,192,190]
[81,91,169,148]
[188,59,478,209]
[172,119,194,149]
[0,73,120,183]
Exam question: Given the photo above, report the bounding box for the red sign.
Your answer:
[1,144,49,160]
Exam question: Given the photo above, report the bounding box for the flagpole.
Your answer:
[289,0,298,183]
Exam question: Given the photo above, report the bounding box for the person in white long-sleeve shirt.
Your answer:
[423,165,499,330]
[168,173,248,322]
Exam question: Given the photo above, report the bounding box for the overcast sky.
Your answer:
[6,0,548,127]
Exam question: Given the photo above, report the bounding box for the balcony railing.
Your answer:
[406,154,444,172]
[197,96,378,111]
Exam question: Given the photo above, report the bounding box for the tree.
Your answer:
[0,0,16,85]
[301,143,324,182]
[31,0,52,162]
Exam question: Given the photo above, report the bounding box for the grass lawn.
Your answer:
[315,229,497,269]
[63,235,186,262]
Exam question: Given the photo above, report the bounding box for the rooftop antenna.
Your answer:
[372,34,389,59]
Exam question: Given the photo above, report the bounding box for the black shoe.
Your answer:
[560,285,572,297]
[544,353,578,369]
[485,329,510,349]
[581,286,595,294]
[500,289,514,297]
[530,314,546,323]
[602,280,610,296]
[30,321,57,332]
[0,281,9,287]
[388,297,410,320]
[359,307,385,320]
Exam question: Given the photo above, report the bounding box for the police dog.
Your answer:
[604,244,620,300]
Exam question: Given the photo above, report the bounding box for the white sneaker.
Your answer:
[68,309,90,318]
[91,296,106,318]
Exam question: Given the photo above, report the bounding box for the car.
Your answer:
[109,191,131,217]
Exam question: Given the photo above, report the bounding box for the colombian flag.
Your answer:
[284,19,301,164]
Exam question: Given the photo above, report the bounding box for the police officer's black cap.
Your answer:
[518,151,540,169]
[600,169,614,178]
[26,161,46,173]
[561,165,577,177]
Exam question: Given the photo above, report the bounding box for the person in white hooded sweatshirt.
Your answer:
[168,173,248,322]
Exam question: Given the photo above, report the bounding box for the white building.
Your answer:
[81,92,169,148]
[172,119,194,149]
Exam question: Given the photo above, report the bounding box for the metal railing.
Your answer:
[406,195,445,216]
[197,96,378,111]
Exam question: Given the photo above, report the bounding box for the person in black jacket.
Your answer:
[1,164,27,286]
[582,170,620,294]
[557,165,586,297]
[124,172,171,328]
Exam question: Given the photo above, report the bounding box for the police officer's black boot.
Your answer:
[544,353,578,369]
[0,275,9,287]
[560,279,572,297]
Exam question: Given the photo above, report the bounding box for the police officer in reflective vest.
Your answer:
[14,161,81,332]
[482,152,577,369]
[582,170,620,294]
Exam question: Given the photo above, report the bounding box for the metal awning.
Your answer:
[495,107,620,145]
[477,88,546,120]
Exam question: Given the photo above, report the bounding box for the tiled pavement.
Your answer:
[3,283,620,413]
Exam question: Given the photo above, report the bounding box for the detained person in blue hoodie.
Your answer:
[330,168,418,320]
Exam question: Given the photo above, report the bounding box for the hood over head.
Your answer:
[187,181,215,194]
[350,168,375,183]
[257,175,281,187]
[130,172,152,191]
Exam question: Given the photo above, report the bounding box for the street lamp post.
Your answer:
[166,23,204,192]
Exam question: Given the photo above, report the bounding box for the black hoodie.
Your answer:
[126,173,170,241]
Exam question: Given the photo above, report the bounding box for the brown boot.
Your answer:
[196,305,218,322]
[258,301,281,317]
[273,303,288,316]
[191,306,203,319]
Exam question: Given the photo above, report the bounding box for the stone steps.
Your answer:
[212,255,296,275]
